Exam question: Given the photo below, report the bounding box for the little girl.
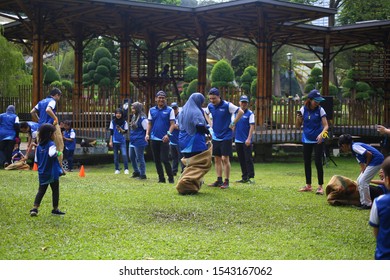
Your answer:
[109,108,129,174]
[30,124,65,216]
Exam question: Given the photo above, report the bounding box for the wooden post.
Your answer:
[322,34,331,96]
[73,34,83,98]
[120,18,131,99]
[197,35,208,94]
[32,15,44,107]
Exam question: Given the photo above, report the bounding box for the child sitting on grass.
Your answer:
[30,124,65,217]
[369,156,390,259]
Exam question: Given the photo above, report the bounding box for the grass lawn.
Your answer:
[0,155,377,260]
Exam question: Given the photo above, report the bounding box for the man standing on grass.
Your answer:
[145,90,176,183]
[234,95,255,183]
[205,87,244,189]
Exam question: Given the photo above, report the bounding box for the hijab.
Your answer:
[178,92,206,136]
[130,102,146,130]
[6,105,16,114]
[113,108,125,126]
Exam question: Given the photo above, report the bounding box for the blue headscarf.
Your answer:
[6,105,16,114]
[178,92,206,136]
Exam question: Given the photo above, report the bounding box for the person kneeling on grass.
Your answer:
[30,124,65,217]
[338,134,384,210]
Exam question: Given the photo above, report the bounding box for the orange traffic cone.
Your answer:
[79,165,85,177]
[32,162,38,171]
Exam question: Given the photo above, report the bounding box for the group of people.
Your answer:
[296,89,390,259]
[111,87,256,194]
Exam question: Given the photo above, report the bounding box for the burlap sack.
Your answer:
[325,175,361,206]
[5,161,30,170]
[176,145,212,195]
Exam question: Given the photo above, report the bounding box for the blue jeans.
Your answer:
[129,145,146,176]
[113,142,128,171]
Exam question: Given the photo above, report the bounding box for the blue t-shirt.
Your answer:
[205,100,239,141]
[299,105,326,143]
[64,128,76,151]
[27,121,39,140]
[35,140,61,185]
[0,112,19,141]
[351,142,384,166]
[34,96,57,125]
[170,114,179,145]
[179,130,207,154]
[109,120,128,144]
[148,105,175,141]
[369,193,390,259]
[130,117,148,147]
[234,109,255,143]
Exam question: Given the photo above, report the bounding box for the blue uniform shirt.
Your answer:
[0,112,19,141]
[351,142,384,166]
[34,96,57,125]
[148,105,175,141]
[299,105,326,143]
[109,120,128,144]
[369,193,390,259]
[64,128,76,151]
[234,109,255,143]
[205,100,239,141]
[35,140,61,185]
[130,117,148,147]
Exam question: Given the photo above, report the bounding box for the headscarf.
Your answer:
[6,105,16,114]
[113,108,125,126]
[178,92,206,136]
[130,102,146,129]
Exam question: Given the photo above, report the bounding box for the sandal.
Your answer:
[299,186,312,192]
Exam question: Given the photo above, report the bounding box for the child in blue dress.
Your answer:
[30,124,65,216]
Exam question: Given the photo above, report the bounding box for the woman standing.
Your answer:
[296,89,329,195]
[0,105,20,168]
[129,102,148,179]
[109,108,129,174]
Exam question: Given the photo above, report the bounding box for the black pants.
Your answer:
[236,142,255,180]
[303,142,324,185]
[151,140,173,180]
[34,180,60,209]
[0,139,15,166]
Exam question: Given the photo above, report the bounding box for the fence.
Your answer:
[0,85,384,143]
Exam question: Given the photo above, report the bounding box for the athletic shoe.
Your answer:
[30,208,38,217]
[358,204,371,210]
[51,209,66,215]
[220,180,229,189]
[115,170,120,174]
[208,181,223,187]
[158,178,166,183]
[131,172,140,178]
[299,186,312,192]
[236,179,249,183]
[316,187,324,195]
[168,177,174,184]
[138,175,147,180]
[124,169,129,175]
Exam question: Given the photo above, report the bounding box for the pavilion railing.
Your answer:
[0,85,384,144]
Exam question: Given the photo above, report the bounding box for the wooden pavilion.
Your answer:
[1,0,390,126]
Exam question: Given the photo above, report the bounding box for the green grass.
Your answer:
[0,156,376,260]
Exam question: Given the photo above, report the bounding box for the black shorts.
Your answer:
[212,140,232,157]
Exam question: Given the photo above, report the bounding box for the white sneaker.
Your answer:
[124,169,129,175]
[115,170,120,174]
